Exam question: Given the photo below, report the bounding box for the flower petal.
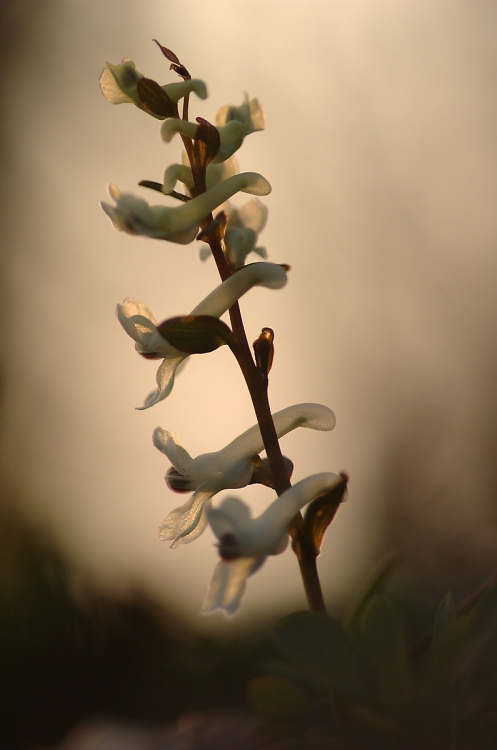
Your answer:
[100,59,143,106]
[163,79,207,104]
[215,94,266,133]
[220,403,336,466]
[192,262,287,318]
[116,298,159,349]
[209,497,253,539]
[152,427,192,472]
[157,490,214,547]
[201,557,262,615]
[137,352,187,409]
[250,472,342,556]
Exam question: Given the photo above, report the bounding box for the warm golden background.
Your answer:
[1,0,497,628]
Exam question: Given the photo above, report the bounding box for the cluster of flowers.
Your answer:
[100,51,342,614]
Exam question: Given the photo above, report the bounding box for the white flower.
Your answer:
[101,172,271,245]
[161,94,265,163]
[202,473,342,615]
[154,404,336,548]
[117,262,288,409]
[163,155,240,195]
[198,198,268,266]
[99,58,207,116]
[216,94,265,132]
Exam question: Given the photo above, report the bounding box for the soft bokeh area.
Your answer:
[1,0,497,631]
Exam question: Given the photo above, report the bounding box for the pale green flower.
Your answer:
[101,172,271,244]
[99,58,207,117]
[162,155,240,195]
[117,262,288,409]
[155,404,336,548]
[161,94,265,162]
[202,473,342,615]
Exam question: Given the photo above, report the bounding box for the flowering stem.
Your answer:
[185,122,327,611]
[204,231,327,613]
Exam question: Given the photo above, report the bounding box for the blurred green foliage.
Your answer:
[250,558,497,749]
[0,502,273,750]
[2,503,497,750]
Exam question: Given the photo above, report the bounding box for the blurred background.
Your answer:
[1,0,497,745]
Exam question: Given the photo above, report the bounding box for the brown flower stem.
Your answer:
[188,149,326,612]
[209,234,327,613]
[296,557,327,614]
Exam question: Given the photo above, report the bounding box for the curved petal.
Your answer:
[220,403,336,465]
[152,427,192,472]
[231,198,268,234]
[249,472,342,556]
[209,496,253,539]
[192,262,287,318]
[162,164,195,194]
[163,79,207,103]
[100,58,143,106]
[137,352,187,410]
[116,298,161,350]
[161,118,198,143]
[215,95,266,133]
[201,557,262,615]
[166,172,271,233]
[157,491,214,547]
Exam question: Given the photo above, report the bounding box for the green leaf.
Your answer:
[432,592,457,668]
[136,77,178,118]
[248,675,311,722]
[460,577,497,681]
[359,595,409,707]
[342,554,399,637]
[274,611,366,697]
[157,315,235,354]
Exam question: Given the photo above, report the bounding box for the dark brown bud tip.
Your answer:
[253,327,275,378]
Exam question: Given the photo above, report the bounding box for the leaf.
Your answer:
[459,577,497,685]
[359,595,409,707]
[342,554,399,636]
[193,117,221,170]
[136,77,178,118]
[248,675,311,722]
[274,611,366,697]
[432,592,457,668]
[157,315,235,354]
